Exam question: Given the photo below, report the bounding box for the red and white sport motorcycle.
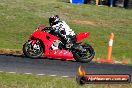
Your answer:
[23,24,95,63]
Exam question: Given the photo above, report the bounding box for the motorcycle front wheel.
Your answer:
[23,40,43,58]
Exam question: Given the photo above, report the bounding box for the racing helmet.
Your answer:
[49,15,60,26]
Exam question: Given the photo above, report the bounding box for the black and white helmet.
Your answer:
[49,15,60,26]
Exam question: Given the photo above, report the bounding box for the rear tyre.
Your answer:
[23,40,43,58]
[73,44,95,63]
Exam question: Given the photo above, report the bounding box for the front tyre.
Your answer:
[23,40,43,58]
[73,44,95,63]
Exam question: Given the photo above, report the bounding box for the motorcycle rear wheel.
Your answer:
[23,40,43,58]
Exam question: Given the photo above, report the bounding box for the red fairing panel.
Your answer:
[76,32,90,42]
[38,24,46,29]
[30,30,73,60]
[44,50,73,60]
[30,29,59,53]
[30,29,58,45]
[30,30,58,41]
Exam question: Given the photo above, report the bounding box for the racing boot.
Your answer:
[65,35,76,49]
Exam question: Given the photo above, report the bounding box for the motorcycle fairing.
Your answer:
[30,30,73,60]
[37,24,46,29]
[44,50,73,60]
[76,32,90,42]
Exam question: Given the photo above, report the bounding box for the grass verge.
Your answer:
[0,72,131,88]
[0,48,22,55]
[0,0,132,63]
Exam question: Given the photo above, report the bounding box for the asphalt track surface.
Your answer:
[0,54,132,81]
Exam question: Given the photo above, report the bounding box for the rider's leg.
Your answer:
[65,35,76,48]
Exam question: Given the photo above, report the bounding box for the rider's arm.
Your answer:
[61,21,76,36]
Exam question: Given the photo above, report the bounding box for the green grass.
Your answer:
[0,1,131,87]
[0,0,132,63]
[0,72,131,88]
[0,0,132,88]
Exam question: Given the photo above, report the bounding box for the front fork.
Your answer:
[29,40,37,46]
[28,40,40,50]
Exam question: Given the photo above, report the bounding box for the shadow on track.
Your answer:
[0,53,24,58]
[0,53,79,63]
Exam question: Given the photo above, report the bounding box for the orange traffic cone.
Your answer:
[96,33,129,64]
[97,33,115,64]
[105,33,114,63]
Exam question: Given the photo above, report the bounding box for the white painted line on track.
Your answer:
[24,73,32,75]
[0,71,3,72]
[0,71,70,78]
[49,75,57,77]
[37,74,45,76]
[8,72,16,74]
[61,76,69,78]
